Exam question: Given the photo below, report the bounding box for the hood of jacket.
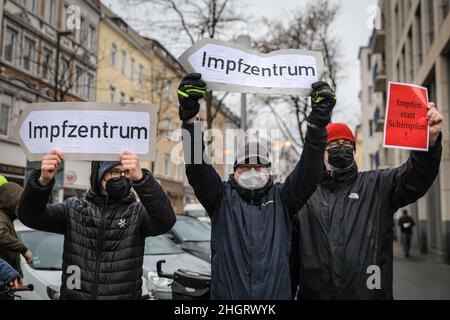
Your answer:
[0,182,23,221]
[87,161,135,206]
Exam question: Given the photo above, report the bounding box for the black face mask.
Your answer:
[105,177,131,200]
[327,145,354,169]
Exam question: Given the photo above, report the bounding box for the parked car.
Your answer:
[167,215,211,262]
[143,234,210,300]
[183,203,210,223]
[14,221,63,300]
[14,221,150,300]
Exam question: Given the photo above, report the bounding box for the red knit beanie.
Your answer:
[326,123,355,145]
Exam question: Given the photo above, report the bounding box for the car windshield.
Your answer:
[18,230,63,271]
[172,218,211,242]
[144,235,183,255]
[185,209,207,218]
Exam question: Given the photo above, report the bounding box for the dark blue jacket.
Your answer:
[182,122,327,299]
[0,258,20,289]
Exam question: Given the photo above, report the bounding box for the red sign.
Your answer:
[384,82,429,151]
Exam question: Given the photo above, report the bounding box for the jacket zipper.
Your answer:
[92,197,108,300]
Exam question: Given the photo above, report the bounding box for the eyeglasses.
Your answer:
[107,169,130,179]
[326,140,354,150]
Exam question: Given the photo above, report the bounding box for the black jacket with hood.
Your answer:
[18,166,176,300]
[291,134,442,300]
[182,121,327,300]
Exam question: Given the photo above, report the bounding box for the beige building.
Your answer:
[96,4,186,213]
[362,0,450,263]
[96,4,239,213]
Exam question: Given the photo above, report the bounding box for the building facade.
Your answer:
[94,4,185,213]
[361,0,450,263]
[0,0,100,202]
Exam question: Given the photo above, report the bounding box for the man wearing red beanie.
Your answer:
[291,103,443,300]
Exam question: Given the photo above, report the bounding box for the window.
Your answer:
[78,16,85,46]
[120,92,126,103]
[138,64,144,85]
[164,153,170,176]
[110,86,116,103]
[427,0,435,45]
[86,73,94,100]
[443,0,450,20]
[155,76,162,92]
[4,27,18,63]
[87,25,96,51]
[111,43,117,67]
[75,66,83,95]
[0,102,11,136]
[130,58,135,81]
[44,0,57,25]
[161,118,172,134]
[121,50,127,75]
[41,48,53,80]
[23,37,36,73]
[62,4,69,29]
[60,57,70,84]
[166,80,173,102]
[26,0,39,14]
[414,6,423,66]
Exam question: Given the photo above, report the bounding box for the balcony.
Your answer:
[373,63,387,93]
[370,28,386,54]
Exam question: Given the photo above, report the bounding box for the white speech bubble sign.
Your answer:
[15,102,157,161]
[178,38,325,95]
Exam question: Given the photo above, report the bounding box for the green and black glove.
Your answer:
[177,73,207,121]
[307,81,336,128]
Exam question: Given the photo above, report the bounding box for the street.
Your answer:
[394,241,450,300]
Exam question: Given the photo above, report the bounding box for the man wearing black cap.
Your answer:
[18,150,175,300]
[178,73,336,299]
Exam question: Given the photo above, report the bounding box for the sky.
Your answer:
[102,0,378,132]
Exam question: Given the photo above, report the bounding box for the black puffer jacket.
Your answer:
[18,168,175,300]
[291,135,442,300]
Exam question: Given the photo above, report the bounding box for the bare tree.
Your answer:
[122,0,246,129]
[254,0,342,155]
[20,30,99,102]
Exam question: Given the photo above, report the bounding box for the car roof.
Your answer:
[13,220,35,232]
[175,214,199,221]
[183,203,205,210]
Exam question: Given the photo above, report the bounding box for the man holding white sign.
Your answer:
[18,150,176,300]
[179,73,336,299]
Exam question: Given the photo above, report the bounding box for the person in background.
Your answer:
[398,209,416,257]
[0,182,33,275]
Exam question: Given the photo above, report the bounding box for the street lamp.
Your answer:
[54,30,73,101]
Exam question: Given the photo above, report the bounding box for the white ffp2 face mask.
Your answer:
[237,168,270,190]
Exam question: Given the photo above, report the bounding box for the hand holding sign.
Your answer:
[120,151,143,182]
[426,103,443,146]
[39,149,64,186]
